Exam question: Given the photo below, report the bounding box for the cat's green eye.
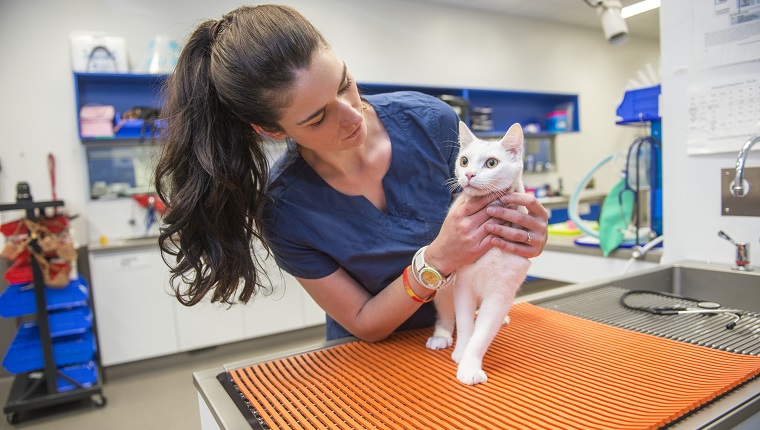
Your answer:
[486,158,499,168]
[460,157,468,167]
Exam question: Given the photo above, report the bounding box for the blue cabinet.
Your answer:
[74,73,167,141]
[74,73,579,197]
[359,82,579,136]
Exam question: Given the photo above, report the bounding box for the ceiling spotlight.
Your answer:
[585,0,630,45]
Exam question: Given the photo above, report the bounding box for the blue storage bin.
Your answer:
[0,276,89,318]
[616,85,661,124]
[545,110,568,132]
[2,326,95,374]
[19,307,93,338]
[58,361,99,392]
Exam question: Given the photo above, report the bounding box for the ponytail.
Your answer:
[156,5,327,306]
[156,20,272,306]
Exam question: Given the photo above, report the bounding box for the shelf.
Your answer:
[74,74,579,197]
[0,200,64,212]
[74,73,167,112]
[359,82,579,133]
[74,74,580,140]
[1,200,106,423]
[74,73,168,142]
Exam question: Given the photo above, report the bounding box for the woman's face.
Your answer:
[274,48,366,153]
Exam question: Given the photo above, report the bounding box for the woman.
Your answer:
[155,4,548,342]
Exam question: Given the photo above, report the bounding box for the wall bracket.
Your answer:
[721,167,760,217]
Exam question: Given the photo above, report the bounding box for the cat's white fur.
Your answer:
[426,121,531,386]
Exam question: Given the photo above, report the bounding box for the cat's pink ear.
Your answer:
[458,121,476,148]
[500,123,524,154]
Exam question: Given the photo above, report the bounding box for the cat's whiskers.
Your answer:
[444,177,461,194]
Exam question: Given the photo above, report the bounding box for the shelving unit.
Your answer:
[0,199,105,424]
[359,82,579,136]
[73,72,580,195]
[74,72,168,141]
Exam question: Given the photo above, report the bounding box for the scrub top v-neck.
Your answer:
[263,91,460,340]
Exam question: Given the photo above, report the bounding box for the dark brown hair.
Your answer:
[155,5,328,306]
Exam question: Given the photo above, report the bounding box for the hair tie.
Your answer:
[208,20,222,42]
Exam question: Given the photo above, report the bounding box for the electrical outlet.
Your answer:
[721,167,760,217]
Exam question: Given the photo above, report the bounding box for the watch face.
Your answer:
[420,268,442,288]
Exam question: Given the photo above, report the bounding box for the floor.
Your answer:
[0,326,326,430]
[0,279,569,430]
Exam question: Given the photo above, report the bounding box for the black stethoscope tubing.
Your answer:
[620,290,743,330]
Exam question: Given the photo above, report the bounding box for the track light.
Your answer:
[585,0,630,45]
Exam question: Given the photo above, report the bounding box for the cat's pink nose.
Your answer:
[466,173,475,181]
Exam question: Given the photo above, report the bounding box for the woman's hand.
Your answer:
[424,194,508,276]
[485,192,549,258]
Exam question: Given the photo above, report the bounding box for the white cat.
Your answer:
[426,121,531,385]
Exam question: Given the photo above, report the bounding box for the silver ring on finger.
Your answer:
[524,232,532,244]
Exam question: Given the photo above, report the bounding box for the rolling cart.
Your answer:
[0,196,105,424]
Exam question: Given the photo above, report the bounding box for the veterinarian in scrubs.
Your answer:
[154,4,549,341]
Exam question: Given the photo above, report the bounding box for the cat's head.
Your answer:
[455,121,524,198]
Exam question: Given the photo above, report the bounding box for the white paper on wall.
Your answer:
[692,0,760,70]
[70,32,129,73]
[687,75,760,154]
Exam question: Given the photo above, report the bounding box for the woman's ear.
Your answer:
[251,124,286,140]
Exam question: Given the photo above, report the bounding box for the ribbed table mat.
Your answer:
[229,302,760,429]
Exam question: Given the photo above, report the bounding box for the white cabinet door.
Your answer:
[89,248,179,366]
[173,299,247,351]
[242,259,307,338]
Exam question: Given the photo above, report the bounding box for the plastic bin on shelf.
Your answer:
[2,326,95,374]
[3,258,71,286]
[616,84,661,124]
[19,307,92,338]
[4,259,33,285]
[0,276,89,318]
[58,361,99,392]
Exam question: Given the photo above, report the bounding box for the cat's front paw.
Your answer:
[502,315,510,325]
[457,365,488,385]
[426,335,452,350]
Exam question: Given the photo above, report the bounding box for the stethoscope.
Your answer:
[620,290,744,330]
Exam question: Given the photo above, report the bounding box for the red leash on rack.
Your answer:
[48,153,57,201]
[48,153,59,215]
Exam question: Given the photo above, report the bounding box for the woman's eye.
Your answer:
[309,115,326,129]
[309,79,353,129]
[460,157,468,167]
[486,158,499,168]
[339,78,353,94]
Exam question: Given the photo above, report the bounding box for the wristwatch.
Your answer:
[412,246,451,290]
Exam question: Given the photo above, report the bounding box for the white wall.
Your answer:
[0,0,658,244]
[660,1,760,265]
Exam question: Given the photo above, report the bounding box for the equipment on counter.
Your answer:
[567,135,662,254]
[568,83,663,261]
[131,193,165,236]
[620,289,744,330]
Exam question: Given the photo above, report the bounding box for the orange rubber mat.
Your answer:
[229,302,760,429]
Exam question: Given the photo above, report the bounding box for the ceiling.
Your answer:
[409,0,660,40]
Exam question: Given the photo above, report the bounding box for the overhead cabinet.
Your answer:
[74,73,579,196]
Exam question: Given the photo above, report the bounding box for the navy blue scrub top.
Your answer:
[263,91,460,340]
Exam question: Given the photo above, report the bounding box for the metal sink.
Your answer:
[521,261,760,313]
[519,261,760,430]
[608,263,760,313]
